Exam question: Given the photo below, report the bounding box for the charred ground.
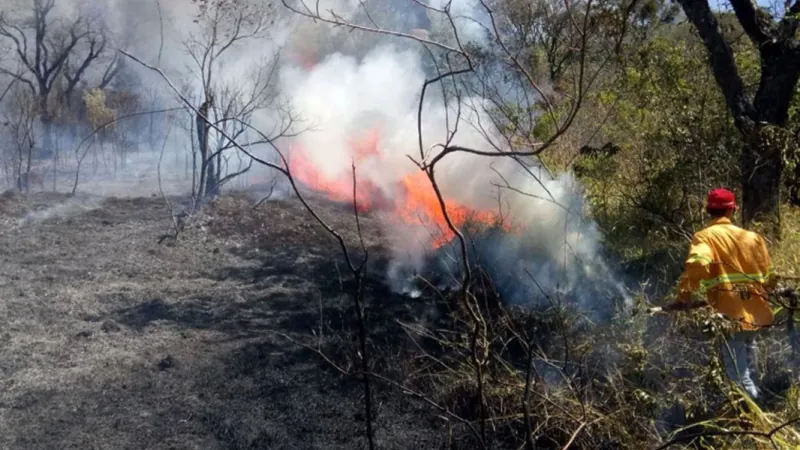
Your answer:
[5,187,787,450]
[0,189,453,450]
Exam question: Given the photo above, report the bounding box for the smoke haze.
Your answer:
[279,43,630,314]
[0,0,631,314]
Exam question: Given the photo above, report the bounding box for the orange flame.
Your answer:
[287,127,515,248]
[288,43,320,71]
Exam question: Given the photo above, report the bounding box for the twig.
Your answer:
[272,330,485,445]
[156,122,181,244]
[561,421,587,450]
[252,176,278,210]
[348,160,375,450]
[120,48,377,450]
[71,106,185,194]
[155,0,164,66]
[654,417,800,450]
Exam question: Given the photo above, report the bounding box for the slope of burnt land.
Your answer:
[0,189,454,450]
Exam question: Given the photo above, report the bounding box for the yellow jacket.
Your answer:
[677,217,776,330]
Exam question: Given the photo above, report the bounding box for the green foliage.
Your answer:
[572,31,753,271]
[83,89,116,129]
[531,101,572,140]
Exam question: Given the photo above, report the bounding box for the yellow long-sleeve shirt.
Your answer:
[677,217,776,330]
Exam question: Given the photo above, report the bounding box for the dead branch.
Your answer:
[155,0,165,66]
[654,416,800,450]
[272,329,485,445]
[121,48,380,450]
[156,122,183,244]
[252,175,278,209]
[71,106,186,194]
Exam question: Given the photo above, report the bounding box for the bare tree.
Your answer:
[3,85,39,193]
[82,87,116,176]
[105,89,142,174]
[0,0,116,160]
[208,60,282,191]
[183,0,275,201]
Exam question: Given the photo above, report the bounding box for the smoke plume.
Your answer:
[0,0,631,316]
[278,43,631,317]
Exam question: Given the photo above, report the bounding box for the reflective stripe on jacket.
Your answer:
[677,217,776,330]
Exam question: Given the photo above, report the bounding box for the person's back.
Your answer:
[684,216,775,330]
[669,187,775,399]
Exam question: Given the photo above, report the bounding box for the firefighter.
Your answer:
[650,188,776,399]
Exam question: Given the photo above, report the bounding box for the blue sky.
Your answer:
[712,0,788,16]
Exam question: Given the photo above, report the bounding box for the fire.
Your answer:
[288,39,320,70]
[287,127,515,248]
[287,127,392,212]
[395,172,516,247]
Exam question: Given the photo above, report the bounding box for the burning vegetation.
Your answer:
[288,125,517,247]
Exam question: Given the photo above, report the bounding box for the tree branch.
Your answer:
[120,49,367,274]
[729,0,776,46]
[674,0,758,129]
[655,416,800,449]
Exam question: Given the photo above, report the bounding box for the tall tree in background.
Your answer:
[675,0,800,238]
[0,0,116,159]
[185,0,271,200]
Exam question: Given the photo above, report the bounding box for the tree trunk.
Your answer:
[741,52,799,240]
[149,113,156,151]
[740,126,783,238]
[196,99,212,201]
[216,151,221,187]
[196,113,208,200]
[53,144,58,192]
[205,155,217,198]
[790,161,800,207]
[16,143,23,193]
[213,150,222,194]
[672,0,800,240]
[39,93,54,160]
[191,148,196,190]
[25,138,33,191]
[40,117,54,160]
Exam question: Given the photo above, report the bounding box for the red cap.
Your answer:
[707,188,737,210]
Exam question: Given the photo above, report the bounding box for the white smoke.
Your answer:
[0,0,631,315]
[277,43,631,315]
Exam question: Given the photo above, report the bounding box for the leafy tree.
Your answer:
[572,29,749,270]
[674,0,800,238]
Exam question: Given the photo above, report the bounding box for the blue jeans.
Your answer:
[719,330,760,399]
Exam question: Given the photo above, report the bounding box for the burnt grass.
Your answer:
[0,188,458,450]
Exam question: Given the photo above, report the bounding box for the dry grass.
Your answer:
[771,207,800,278]
[0,188,446,450]
[3,182,800,450]
[383,205,800,449]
